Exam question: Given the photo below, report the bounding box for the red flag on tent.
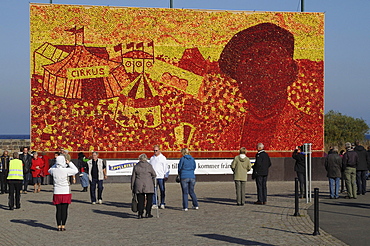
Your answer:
[126,42,135,49]
[147,41,154,47]
[114,43,122,52]
[136,42,144,49]
[65,26,77,34]
[76,27,84,33]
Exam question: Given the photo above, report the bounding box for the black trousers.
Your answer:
[296,171,306,197]
[56,203,69,226]
[0,172,8,193]
[256,175,268,203]
[8,180,22,208]
[137,193,153,216]
[356,170,367,195]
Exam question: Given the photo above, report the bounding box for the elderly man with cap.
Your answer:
[342,142,359,199]
[49,155,78,231]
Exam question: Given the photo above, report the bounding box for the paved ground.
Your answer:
[307,186,370,246]
[0,180,356,245]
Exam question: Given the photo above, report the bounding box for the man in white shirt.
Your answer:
[150,145,169,209]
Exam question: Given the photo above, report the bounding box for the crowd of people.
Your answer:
[0,141,369,230]
[325,141,370,199]
[292,141,370,200]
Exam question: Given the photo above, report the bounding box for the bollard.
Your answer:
[312,188,320,236]
[294,177,300,216]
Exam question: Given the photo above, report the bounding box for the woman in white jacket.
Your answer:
[49,155,78,231]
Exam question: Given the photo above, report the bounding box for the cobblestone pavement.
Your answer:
[0,181,348,246]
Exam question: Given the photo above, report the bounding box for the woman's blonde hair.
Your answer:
[181,148,190,156]
[138,154,148,161]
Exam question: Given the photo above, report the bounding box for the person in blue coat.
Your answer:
[178,148,199,211]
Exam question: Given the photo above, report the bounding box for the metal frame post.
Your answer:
[304,143,312,203]
[309,143,312,202]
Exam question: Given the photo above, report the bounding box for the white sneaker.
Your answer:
[160,204,165,209]
[152,205,158,209]
[182,208,188,211]
[98,199,103,204]
[92,202,96,205]
[192,206,199,210]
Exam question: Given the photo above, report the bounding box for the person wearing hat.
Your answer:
[49,155,78,231]
[7,152,23,210]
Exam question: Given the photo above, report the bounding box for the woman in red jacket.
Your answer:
[41,151,51,185]
[31,151,44,193]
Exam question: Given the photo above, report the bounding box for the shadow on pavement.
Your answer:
[92,209,137,219]
[251,210,284,216]
[197,197,243,205]
[27,200,52,205]
[195,233,275,245]
[261,227,312,236]
[72,199,92,204]
[103,201,131,208]
[0,204,10,210]
[10,219,56,231]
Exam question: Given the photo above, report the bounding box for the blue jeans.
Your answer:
[23,173,32,191]
[80,173,89,188]
[90,179,104,202]
[153,179,166,206]
[329,177,340,198]
[180,178,198,209]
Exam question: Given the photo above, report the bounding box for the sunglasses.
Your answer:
[154,150,158,152]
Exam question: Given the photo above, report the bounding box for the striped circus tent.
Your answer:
[42,45,127,100]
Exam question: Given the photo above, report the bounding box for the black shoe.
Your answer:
[9,207,14,210]
[146,214,154,218]
[137,214,144,219]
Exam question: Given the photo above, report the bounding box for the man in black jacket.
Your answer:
[354,140,369,195]
[19,147,32,194]
[342,142,359,199]
[292,146,306,198]
[252,143,271,205]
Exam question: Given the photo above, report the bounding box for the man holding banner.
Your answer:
[150,145,169,209]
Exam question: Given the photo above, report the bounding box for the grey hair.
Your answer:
[333,146,339,152]
[257,143,264,149]
[92,151,99,155]
[138,154,148,161]
[345,142,351,149]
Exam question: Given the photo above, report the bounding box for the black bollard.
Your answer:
[294,177,300,216]
[312,188,320,236]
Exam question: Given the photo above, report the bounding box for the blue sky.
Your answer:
[1,0,369,134]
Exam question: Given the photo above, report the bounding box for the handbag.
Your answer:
[175,175,181,183]
[131,193,138,212]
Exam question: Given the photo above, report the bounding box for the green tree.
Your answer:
[325,110,369,147]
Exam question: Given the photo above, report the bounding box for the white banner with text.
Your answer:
[106,159,255,176]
